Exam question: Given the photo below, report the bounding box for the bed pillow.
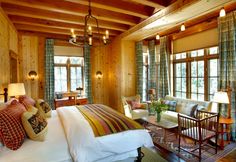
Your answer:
[164,100,177,112]
[0,111,25,150]
[19,96,35,109]
[35,99,52,118]
[21,106,48,141]
[4,100,26,123]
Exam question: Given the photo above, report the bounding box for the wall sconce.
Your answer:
[96,71,102,79]
[28,71,37,81]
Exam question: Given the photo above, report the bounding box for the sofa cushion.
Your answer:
[164,100,177,111]
[177,103,198,116]
[131,109,148,120]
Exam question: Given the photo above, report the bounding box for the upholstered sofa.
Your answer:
[121,95,149,120]
[161,96,213,123]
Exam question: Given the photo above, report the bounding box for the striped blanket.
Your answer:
[77,104,143,137]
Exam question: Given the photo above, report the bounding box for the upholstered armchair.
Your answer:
[121,95,148,120]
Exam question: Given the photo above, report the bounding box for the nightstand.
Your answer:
[218,117,234,149]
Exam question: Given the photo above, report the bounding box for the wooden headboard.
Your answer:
[0,88,8,103]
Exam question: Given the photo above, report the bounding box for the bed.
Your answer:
[0,102,153,162]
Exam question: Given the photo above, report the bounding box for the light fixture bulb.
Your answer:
[181,24,185,31]
[219,7,226,17]
[105,30,109,39]
[89,37,92,46]
[71,29,74,34]
[156,34,160,40]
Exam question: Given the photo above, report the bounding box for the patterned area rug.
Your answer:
[145,124,236,162]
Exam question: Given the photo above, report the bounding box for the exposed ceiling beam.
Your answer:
[18,30,69,40]
[9,15,121,36]
[129,0,167,8]
[0,0,138,26]
[15,24,114,38]
[65,0,152,19]
[2,4,129,31]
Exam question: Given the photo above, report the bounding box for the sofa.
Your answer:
[161,96,213,123]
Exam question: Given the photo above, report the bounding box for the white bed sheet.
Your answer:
[0,111,72,162]
[57,106,154,162]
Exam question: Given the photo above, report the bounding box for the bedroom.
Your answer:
[0,0,236,162]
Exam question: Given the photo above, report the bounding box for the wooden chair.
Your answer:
[178,110,219,161]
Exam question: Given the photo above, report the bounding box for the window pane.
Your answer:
[209,47,218,55]
[176,64,181,77]
[191,78,197,93]
[182,92,186,99]
[182,78,186,92]
[191,51,197,57]
[191,62,197,77]
[197,49,204,56]
[191,93,197,100]
[209,77,218,94]
[175,92,181,98]
[182,63,186,77]
[54,66,67,92]
[70,57,83,65]
[198,61,204,77]
[198,78,204,93]
[70,67,83,91]
[209,59,218,76]
[198,94,204,101]
[54,56,68,64]
[176,78,181,91]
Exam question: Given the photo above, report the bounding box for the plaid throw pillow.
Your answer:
[0,111,25,150]
[164,100,177,111]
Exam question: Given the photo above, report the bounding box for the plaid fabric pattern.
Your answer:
[4,100,26,122]
[0,111,25,150]
[158,36,170,98]
[44,39,55,109]
[148,40,157,95]
[19,95,35,109]
[164,100,177,112]
[218,11,236,140]
[84,44,93,103]
[135,41,144,101]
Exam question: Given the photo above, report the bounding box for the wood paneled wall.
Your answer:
[0,7,18,101]
[18,34,45,99]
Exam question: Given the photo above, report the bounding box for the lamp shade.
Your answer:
[213,91,229,104]
[148,89,156,95]
[8,83,26,97]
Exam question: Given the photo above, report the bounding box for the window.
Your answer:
[173,46,219,101]
[54,56,84,93]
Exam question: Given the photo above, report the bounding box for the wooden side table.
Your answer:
[218,117,234,149]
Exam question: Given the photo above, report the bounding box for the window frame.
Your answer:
[173,46,219,101]
[54,56,84,92]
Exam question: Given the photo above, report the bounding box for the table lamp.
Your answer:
[148,89,156,102]
[213,91,230,118]
[8,83,26,98]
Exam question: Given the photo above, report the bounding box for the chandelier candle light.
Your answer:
[69,0,110,46]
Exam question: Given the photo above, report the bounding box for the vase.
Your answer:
[156,112,161,122]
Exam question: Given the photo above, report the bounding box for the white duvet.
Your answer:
[57,106,154,162]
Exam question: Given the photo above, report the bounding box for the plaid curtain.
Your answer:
[135,41,144,101]
[148,40,157,95]
[84,44,93,103]
[158,36,170,98]
[44,39,55,109]
[218,11,236,140]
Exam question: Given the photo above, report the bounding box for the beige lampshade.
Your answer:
[148,89,156,95]
[213,91,229,104]
[8,83,26,97]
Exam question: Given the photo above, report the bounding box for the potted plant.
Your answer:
[150,99,168,122]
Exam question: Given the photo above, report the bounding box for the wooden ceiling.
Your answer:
[0,0,176,39]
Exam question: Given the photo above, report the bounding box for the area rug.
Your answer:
[145,124,236,162]
[142,147,167,162]
[217,148,236,162]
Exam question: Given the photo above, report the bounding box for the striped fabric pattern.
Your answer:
[44,39,55,109]
[77,104,143,137]
[84,44,93,103]
[135,41,144,101]
[218,11,236,140]
[148,40,157,96]
[158,36,170,98]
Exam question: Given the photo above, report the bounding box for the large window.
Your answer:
[173,47,219,101]
[54,56,84,92]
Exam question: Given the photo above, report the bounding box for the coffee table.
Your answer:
[142,115,178,142]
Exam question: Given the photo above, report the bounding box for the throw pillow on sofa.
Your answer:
[177,103,198,117]
[164,100,177,111]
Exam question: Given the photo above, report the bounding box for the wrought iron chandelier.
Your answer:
[69,0,110,46]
